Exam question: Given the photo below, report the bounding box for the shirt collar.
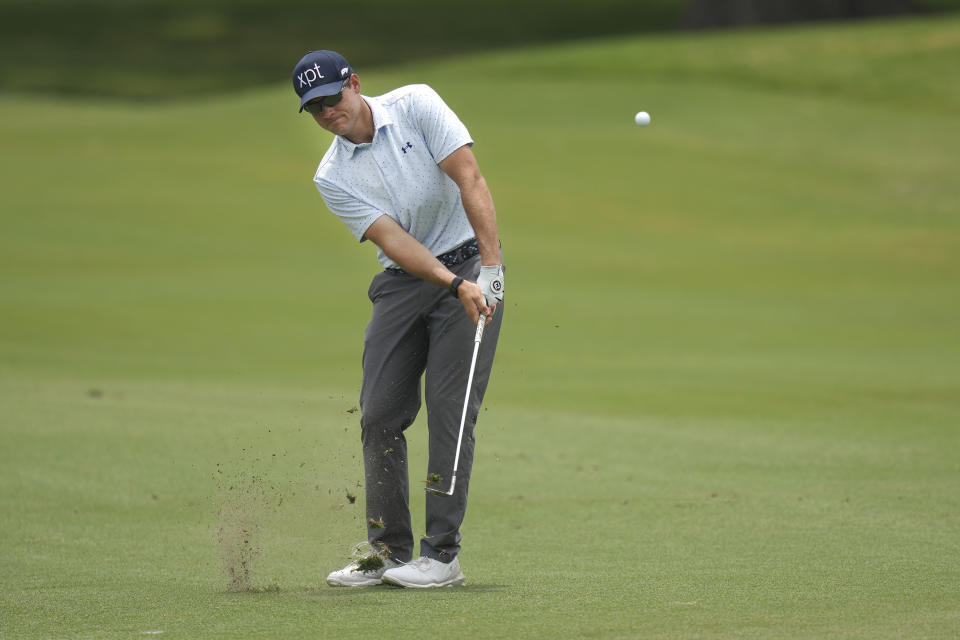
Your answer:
[337,96,394,155]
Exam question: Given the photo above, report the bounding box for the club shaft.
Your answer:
[450,316,485,482]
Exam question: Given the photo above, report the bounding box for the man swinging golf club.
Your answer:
[292,50,504,588]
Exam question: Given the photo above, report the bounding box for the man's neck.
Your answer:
[346,97,375,145]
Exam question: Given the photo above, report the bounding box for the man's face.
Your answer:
[307,75,361,138]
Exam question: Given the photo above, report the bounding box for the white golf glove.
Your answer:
[476,265,504,306]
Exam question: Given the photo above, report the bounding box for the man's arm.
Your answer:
[437,145,501,268]
[363,215,491,323]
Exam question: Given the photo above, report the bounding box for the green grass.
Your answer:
[2,15,960,639]
[0,0,685,99]
[4,0,956,100]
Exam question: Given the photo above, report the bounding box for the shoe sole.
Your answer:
[381,574,465,589]
[327,578,383,587]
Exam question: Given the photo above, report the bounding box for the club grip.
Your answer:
[474,314,486,344]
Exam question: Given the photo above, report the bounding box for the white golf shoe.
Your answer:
[381,556,465,588]
[326,557,401,587]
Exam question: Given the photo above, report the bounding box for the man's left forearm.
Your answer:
[460,175,501,266]
[438,146,501,266]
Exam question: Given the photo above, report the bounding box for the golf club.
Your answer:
[426,313,487,497]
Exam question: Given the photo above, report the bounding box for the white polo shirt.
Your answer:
[313,84,475,269]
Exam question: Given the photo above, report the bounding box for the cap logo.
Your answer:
[341,67,349,77]
[297,62,326,89]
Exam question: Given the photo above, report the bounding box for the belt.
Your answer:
[385,239,479,274]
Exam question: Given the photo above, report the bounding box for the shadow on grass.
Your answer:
[218,583,509,598]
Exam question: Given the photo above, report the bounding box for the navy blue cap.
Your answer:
[292,50,354,112]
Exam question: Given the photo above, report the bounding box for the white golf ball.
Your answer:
[634,111,651,126]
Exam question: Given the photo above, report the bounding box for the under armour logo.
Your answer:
[400,142,414,154]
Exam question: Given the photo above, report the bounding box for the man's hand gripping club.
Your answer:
[453,265,503,325]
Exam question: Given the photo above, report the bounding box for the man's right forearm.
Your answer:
[364,214,492,322]
[364,215,452,288]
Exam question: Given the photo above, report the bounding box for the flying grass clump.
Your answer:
[354,554,385,572]
[351,541,390,574]
[426,473,444,486]
[368,517,385,529]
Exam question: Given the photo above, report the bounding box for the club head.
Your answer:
[424,475,457,497]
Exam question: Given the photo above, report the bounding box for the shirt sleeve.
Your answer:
[409,85,473,163]
[314,177,383,243]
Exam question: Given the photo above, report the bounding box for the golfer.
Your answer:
[292,50,505,588]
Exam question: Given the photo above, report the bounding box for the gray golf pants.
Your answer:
[359,254,502,564]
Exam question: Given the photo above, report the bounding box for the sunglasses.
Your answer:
[303,79,351,115]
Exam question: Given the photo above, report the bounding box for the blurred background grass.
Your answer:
[2,0,958,99]
[0,0,684,98]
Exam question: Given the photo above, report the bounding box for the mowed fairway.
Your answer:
[2,16,959,639]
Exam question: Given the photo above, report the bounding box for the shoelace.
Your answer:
[403,557,435,570]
